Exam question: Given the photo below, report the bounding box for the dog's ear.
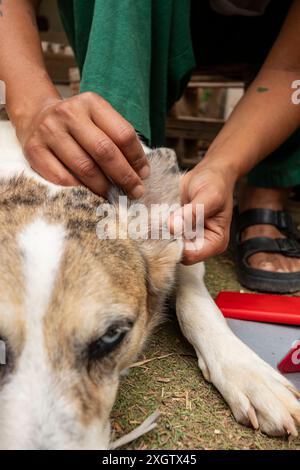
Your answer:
[108,148,183,295]
[108,147,181,207]
[136,147,182,208]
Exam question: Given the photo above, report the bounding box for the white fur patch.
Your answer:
[18,218,65,320]
[0,120,60,192]
[0,219,66,450]
[0,121,37,179]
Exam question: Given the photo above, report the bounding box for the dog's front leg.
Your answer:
[176,262,300,436]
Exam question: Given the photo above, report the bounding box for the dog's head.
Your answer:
[0,149,182,449]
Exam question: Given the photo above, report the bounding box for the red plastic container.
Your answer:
[215,291,300,326]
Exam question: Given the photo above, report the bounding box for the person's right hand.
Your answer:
[169,161,235,265]
[16,92,150,197]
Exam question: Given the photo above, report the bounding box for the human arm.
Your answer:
[172,0,300,264]
[0,0,149,197]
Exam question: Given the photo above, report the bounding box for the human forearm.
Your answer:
[197,0,300,182]
[177,1,300,265]
[0,2,149,198]
[0,0,60,132]
[178,66,300,263]
[203,68,300,181]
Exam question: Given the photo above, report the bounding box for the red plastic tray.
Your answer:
[215,291,300,325]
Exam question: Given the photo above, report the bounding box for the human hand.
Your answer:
[16,93,149,197]
[169,163,235,264]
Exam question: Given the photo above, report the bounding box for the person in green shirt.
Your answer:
[0,0,300,292]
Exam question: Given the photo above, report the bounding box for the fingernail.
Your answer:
[131,185,144,199]
[138,165,150,179]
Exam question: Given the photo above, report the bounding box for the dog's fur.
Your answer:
[0,121,299,449]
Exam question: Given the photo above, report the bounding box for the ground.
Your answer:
[112,250,300,450]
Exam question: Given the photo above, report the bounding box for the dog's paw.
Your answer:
[204,338,300,437]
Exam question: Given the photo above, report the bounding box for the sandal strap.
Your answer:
[237,209,299,239]
[239,236,300,263]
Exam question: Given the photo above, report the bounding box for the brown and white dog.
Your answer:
[0,120,299,450]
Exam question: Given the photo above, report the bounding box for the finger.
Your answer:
[181,229,227,264]
[168,206,205,264]
[169,184,217,236]
[168,202,205,241]
[181,211,228,264]
[46,132,110,196]
[24,143,80,187]
[86,94,150,179]
[184,172,225,214]
[181,242,215,265]
[194,188,225,219]
[66,118,145,199]
[170,188,229,264]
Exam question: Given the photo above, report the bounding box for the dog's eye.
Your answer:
[88,323,132,361]
[102,327,124,345]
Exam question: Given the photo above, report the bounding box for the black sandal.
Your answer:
[235,208,300,293]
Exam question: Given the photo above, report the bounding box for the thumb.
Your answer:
[168,202,204,244]
[168,187,221,235]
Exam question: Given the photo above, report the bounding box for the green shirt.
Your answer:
[58,0,195,146]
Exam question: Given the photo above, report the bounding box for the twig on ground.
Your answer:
[129,353,196,369]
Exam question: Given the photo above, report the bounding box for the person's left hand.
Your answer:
[169,162,235,265]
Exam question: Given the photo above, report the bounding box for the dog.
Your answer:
[0,120,299,450]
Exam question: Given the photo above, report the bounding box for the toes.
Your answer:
[248,252,300,273]
[284,417,298,437]
[247,406,259,430]
[248,253,275,272]
[223,370,300,437]
[271,371,300,398]
[292,410,300,426]
[226,392,262,431]
[286,384,300,400]
[259,261,277,272]
[242,221,300,273]
[209,338,300,437]
[260,362,300,398]
[250,381,300,436]
[260,420,292,437]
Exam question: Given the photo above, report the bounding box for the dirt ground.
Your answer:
[112,250,300,450]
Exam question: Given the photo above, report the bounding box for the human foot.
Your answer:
[238,185,300,273]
